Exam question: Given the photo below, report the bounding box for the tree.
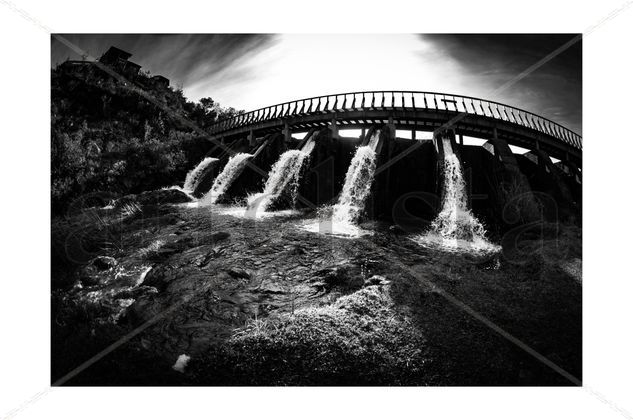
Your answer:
[51,61,243,214]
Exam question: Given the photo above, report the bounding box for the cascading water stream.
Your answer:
[331,133,380,227]
[433,138,485,239]
[304,132,380,236]
[201,153,253,205]
[246,137,316,213]
[183,157,218,193]
[417,137,497,252]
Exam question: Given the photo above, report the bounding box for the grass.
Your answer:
[190,285,430,385]
[387,223,582,385]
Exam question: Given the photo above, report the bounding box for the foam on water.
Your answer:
[217,205,302,220]
[200,153,253,205]
[415,138,499,253]
[183,157,218,193]
[301,214,374,237]
[73,264,155,323]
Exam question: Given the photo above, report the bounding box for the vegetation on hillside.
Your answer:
[51,63,241,214]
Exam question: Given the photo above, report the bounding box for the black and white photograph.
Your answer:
[49,33,582,386]
[1,1,632,419]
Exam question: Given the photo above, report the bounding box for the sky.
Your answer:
[51,34,582,134]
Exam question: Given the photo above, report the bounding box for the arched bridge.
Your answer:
[208,91,582,165]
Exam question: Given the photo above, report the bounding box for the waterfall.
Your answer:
[201,153,253,205]
[432,138,486,240]
[417,137,497,252]
[303,131,380,236]
[183,157,218,193]
[246,137,315,212]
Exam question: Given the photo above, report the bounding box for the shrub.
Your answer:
[51,62,241,214]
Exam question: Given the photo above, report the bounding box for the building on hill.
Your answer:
[98,46,142,78]
[99,46,132,63]
[58,46,171,89]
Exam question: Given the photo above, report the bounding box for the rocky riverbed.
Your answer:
[51,189,582,386]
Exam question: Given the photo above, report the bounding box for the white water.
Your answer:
[416,138,498,253]
[246,138,316,213]
[183,157,218,193]
[304,132,380,237]
[201,153,253,205]
[218,205,301,220]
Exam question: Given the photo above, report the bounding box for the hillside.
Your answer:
[51,55,239,214]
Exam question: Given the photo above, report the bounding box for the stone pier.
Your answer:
[483,136,540,223]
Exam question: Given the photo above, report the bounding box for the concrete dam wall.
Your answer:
[189,124,581,236]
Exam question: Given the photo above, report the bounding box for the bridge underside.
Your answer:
[210,109,582,166]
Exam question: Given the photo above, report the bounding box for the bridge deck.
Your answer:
[207,91,582,164]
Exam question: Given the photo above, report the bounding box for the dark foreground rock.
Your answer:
[116,188,193,209]
[51,203,582,386]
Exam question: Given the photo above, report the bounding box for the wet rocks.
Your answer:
[143,265,181,291]
[135,188,193,206]
[146,232,228,264]
[252,279,286,295]
[77,272,100,287]
[92,256,118,270]
[311,263,364,292]
[388,224,407,235]
[122,295,160,324]
[112,285,158,300]
[227,267,251,280]
[178,231,231,248]
[364,275,390,286]
[189,251,215,268]
[287,245,306,255]
[147,246,180,263]
[210,231,230,243]
[78,255,118,286]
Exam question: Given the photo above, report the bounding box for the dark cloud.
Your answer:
[421,34,581,133]
[51,33,276,93]
[51,34,581,134]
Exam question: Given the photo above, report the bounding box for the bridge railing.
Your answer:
[210,91,582,150]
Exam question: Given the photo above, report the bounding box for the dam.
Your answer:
[188,90,581,236]
[52,90,584,386]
